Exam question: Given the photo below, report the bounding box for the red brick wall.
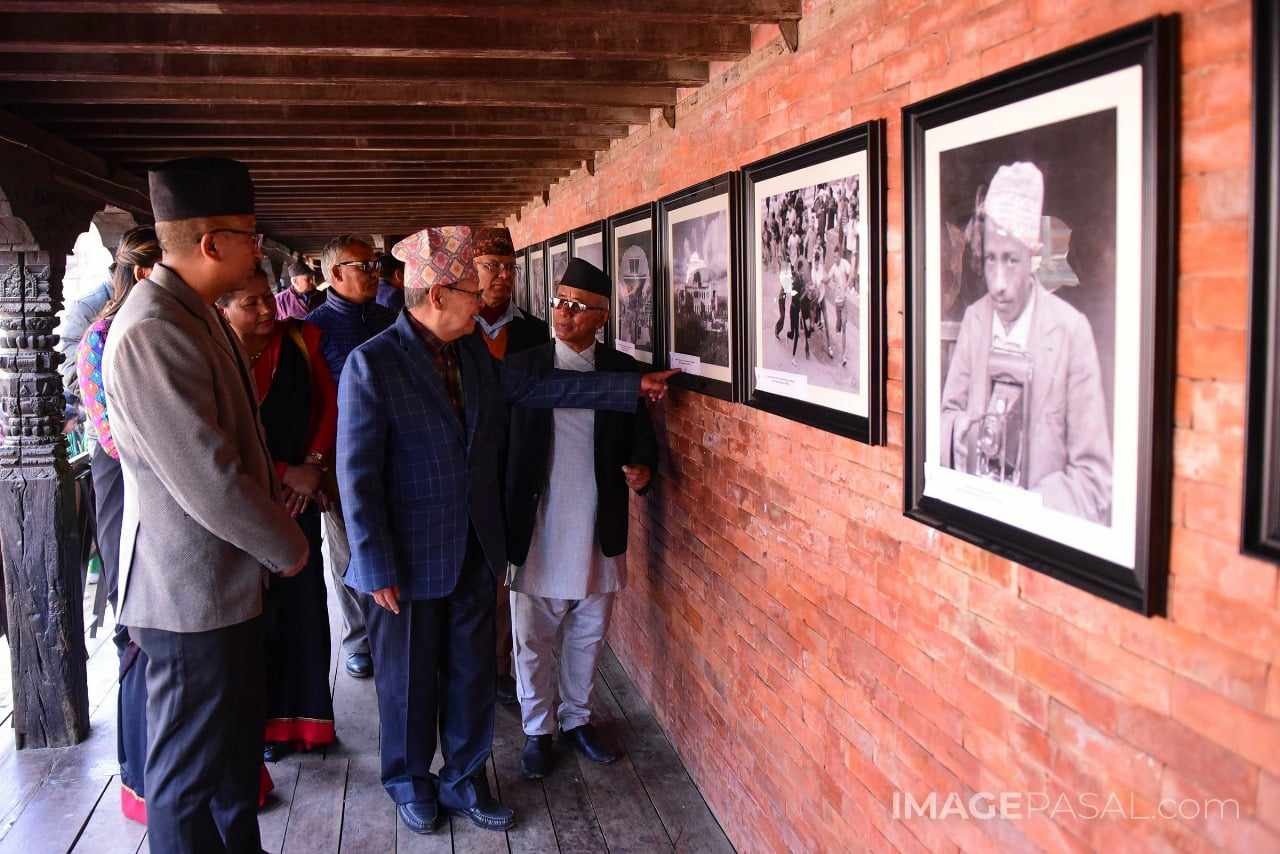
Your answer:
[507,1,1277,850]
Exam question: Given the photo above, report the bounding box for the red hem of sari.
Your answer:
[264,717,336,751]
[120,765,274,826]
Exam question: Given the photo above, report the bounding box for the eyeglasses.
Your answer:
[475,260,517,275]
[550,296,606,315]
[335,259,380,274]
[205,228,264,249]
[441,284,484,303]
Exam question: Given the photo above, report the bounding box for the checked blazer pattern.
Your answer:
[337,312,642,601]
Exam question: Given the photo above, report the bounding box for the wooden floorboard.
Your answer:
[573,672,674,854]
[260,759,303,854]
[598,649,733,854]
[281,758,348,854]
[68,777,148,854]
[0,589,731,854]
[491,704,560,854]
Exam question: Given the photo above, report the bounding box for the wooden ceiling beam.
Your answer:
[114,152,589,165]
[0,14,751,61]
[9,103,651,125]
[81,138,613,155]
[0,53,709,87]
[0,1,800,26]
[0,80,678,109]
[51,121,630,140]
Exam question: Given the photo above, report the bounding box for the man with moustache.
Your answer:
[504,259,657,778]
[469,226,549,704]
[940,161,1112,523]
[304,234,395,680]
[337,226,675,836]
[103,157,308,853]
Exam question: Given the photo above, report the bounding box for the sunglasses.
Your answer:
[550,296,606,315]
[335,259,381,274]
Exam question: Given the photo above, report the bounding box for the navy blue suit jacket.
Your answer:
[337,313,642,600]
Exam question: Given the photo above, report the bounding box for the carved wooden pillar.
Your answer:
[0,251,90,748]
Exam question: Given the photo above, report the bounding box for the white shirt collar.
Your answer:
[554,337,596,370]
[473,299,517,339]
[991,282,1038,352]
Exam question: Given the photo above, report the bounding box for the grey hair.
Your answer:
[404,285,430,309]
[320,234,372,280]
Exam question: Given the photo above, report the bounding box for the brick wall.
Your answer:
[506,0,1277,850]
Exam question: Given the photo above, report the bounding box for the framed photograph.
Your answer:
[548,231,571,318]
[527,243,548,322]
[1245,0,1280,562]
[738,121,887,443]
[902,17,1178,615]
[514,248,528,312]
[571,221,609,344]
[607,203,660,365]
[658,173,740,400]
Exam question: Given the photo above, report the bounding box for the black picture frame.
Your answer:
[570,219,610,345]
[1245,0,1280,562]
[606,202,662,366]
[902,17,1178,616]
[513,246,529,312]
[737,120,887,444]
[527,242,548,322]
[547,231,571,319]
[657,172,740,401]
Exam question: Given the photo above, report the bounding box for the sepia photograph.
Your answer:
[528,245,547,321]
[514,251,528,312]
[571,225,607,343]
[741,121,885,443]
[904,18,1177,615]
[610,208,657,364]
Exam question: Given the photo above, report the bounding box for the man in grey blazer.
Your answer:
[104,157,308,853]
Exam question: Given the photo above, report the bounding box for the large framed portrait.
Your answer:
[738,121,886,443]
[571,220,608,344]
[903,17,1178,615]
[514,248,528,312]
[658,173,740,400]
[548,231,571,318]
[527,243,548,322]
[1245,0,1280,562]
[607,203,660,364]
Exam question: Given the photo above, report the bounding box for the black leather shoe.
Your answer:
[447,800,515,831]
[345,652,373,678]
[520,734,554,779]
[397,800,441,834]
[562,724,619,765]
[495,673,518,705]
[262,741,293,764]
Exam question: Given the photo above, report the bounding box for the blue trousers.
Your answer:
[362,529,496,809]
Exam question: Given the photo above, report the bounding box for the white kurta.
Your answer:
[508,339,625,599]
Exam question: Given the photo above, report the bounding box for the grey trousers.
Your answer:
[323,501,369,655]
[510,590,614,736]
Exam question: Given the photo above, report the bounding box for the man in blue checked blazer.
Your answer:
[337,226,675,837]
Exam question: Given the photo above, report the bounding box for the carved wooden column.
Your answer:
[0,251,90,748]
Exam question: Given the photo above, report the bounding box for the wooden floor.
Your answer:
[0,581,734,854]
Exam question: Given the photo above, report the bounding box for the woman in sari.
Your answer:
[218,268,339,762]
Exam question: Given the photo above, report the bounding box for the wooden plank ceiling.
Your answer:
[0,1,798,251]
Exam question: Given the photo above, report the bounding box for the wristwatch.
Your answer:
[305,451,326,469]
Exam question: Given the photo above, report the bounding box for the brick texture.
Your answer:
[507,0,1276,850]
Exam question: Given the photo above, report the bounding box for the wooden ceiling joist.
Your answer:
[0,1,799,246]
[0,14,751,62]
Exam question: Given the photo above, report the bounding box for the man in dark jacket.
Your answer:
[304,234,395,679]
[470,226,549,704]
[504,259,658,780]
